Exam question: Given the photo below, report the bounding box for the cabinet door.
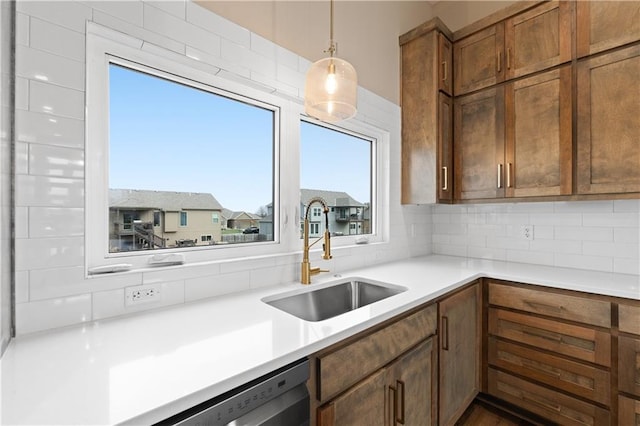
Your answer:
[577,45,640,195]
[577,1,640,57]
[439,284,480,426]
[619,335,640,398]
[317,368,387,426]
[388,337,437,426]
[437,93,453,202]
[454,87,505,200]
[438,33,453,96]
[401,30,438,204]
[619,395,640,426]
[505,66,572,197]
[504,1,571,80]
[454,24,505,96]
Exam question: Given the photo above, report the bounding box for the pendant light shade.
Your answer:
[304,0,358,122]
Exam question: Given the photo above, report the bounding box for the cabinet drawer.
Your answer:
[488,337,610,405]
[317,304,437,401]
[488,369,610,426]
[619,394,640,426]
[489,308,611,366]
[620,304,640,336]
[619,335,640,398]
[488,282,611,327]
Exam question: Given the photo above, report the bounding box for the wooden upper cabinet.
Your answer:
[505,66,572,197]
[454,86,505,200]
[438,93,453,202]
[577,1,640,58]
[438,33,453,95]
[577,44,640,195]
[454,24,504,96]
[504,1,572,80]
[400,25,453,204]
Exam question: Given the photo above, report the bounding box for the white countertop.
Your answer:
[1,255,638,425]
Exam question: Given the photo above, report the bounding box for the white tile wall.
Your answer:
[432,200,640,275]
[13,1,432,335]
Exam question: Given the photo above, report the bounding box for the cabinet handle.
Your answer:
[442,166,448,191]
[507,48,512,70]
[497,164,503,189]
[506,162,512,188]
[396,380,405,424]
[388,386,397,426]
[497,51,502,73]
[442,61,448,82]
[442,315,449,351]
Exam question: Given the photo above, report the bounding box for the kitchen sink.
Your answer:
[263,279,407,321]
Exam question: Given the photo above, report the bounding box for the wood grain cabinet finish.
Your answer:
[488,281,611,328]
[488,369,611,426]
[619,395,640,426]
[505,66,572,197]
[454,87,505,200]
[488,337,610,405]
[577,44,640,195]
[620,303,640,335]
[619,335,640,398]
[503,1,571,80]
[316,304,437,402]
[577,1,640,58]
[317,334,437,426]
[439,283,480,426]
[400,25,454,204]
[454,24,504,96]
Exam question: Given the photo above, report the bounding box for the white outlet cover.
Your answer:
[125,284,161,306]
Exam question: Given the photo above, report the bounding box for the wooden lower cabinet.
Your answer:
[439,283,480,426]
[619,395,640,425]
[317,337,437,426]
[488,369,611,426]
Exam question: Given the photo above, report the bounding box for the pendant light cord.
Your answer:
[327,0,336,57]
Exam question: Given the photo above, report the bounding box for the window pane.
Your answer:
[108,64,275,253]
[300,121,372,238]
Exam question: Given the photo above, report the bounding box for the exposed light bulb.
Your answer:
[325,62,337,94]
[327,101,334,115]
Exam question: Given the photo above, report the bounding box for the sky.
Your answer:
[109,64,371,213]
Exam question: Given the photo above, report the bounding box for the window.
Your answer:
[310,223,319,235]
[106,62,276,253]
[201,235,212,242]
[300,120,374,240]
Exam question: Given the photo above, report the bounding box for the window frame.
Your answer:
[85,23,389,275]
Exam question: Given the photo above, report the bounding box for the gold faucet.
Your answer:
[301,197,332,284]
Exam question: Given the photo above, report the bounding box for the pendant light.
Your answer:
[304,0,358,122]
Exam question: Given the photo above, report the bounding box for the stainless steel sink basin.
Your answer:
[263,279,406,321]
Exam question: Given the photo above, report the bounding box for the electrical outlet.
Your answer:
[521,225,534,241]
[125,285,161,306]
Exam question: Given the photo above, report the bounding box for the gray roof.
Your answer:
[109,189,223,211]
[300,188,363,207]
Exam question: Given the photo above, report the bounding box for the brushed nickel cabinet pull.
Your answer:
[442,166,448,191]
[497,164,503,188]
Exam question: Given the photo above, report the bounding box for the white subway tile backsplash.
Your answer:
[614,258,640,275]
[467,245,507,261]
[92,280,185,320]
[554,226,613,242]
[84,1,144,26]
[529,213,582,226]
[14,207,28,239]
[15,77,28,110]
[15,271,29,303]
[29,144,84,178]
[146,1,186,19]
[583,213,640,227]
[29,207,84,238]
[583,241,639,259]
[250,33,276,60]
[93,10,185,54]
[530,239,581,255]
[16,13,29,46]
[15,236,84,271]
[15,110,84,148]
[15,175,84,208]
[185,271,251,302]
[30,17,85,61]
[506,249,554,266]
[614,227,640,243]
[554,200,613,213]
[16,1,92,33]
[221,38,276,79]
[15,294,91,335]
[29,80,84,119]
[614,199,640,212]
[17,46,85,91]
[554,253,613,272]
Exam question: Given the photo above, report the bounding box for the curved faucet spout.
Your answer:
[301,197,332,284]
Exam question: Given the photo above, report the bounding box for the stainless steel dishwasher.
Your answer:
[156,358,310,426]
